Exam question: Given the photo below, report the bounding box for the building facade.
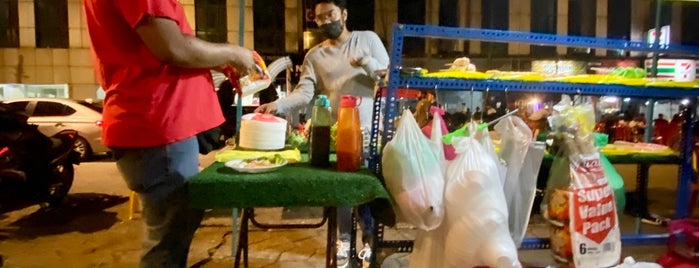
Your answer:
[0,0,693,99]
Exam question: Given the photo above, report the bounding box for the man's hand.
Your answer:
[350,50,370,67]
[255,103,278,114]
[226,47,256,77]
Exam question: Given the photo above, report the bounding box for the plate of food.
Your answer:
[224,154,288,173]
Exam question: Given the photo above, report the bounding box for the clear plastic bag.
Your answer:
[382,109,445,231]
[544,96,621,267]
[494,116,539,247]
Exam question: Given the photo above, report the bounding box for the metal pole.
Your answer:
[651,0,663,77]
[231,0,245,257]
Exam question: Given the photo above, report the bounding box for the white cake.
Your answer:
[238,113,287,150]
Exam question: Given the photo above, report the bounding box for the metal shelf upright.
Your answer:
[369,23,699,255]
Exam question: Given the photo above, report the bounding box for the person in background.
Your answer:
[653,113,670,145]
[414,90,436,128]
[473,106,483,123]
[667,112,685,150]
[629,113,647,142]
[83,1,255,267]
[254,0,389,266]
[217,80,237,141]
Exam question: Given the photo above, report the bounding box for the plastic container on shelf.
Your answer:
[336,95,363,172]
[309,95,332,167]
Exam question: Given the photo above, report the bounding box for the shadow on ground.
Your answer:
[0,193,127,240]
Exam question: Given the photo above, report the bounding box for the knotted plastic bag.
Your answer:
[421,106,456,160]
[382,109,445,231]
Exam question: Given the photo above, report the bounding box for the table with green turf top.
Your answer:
[189,160,392,268]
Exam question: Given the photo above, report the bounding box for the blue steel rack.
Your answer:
[368,23,699,257]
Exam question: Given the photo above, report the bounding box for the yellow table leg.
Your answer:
[129,191,139,220]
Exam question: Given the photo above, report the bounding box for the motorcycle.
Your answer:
[0,103,80,210]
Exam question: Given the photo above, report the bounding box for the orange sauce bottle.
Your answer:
[335,95,363,171]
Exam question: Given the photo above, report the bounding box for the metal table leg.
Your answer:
[231,208,238,257]
[234,208,251,268]
[231,207,346,267]
[634,163,650,233]
[326,207,337,268]
[349,207,361,267]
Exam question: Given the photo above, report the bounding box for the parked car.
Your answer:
[3,98,108,160]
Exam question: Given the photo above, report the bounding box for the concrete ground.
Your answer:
[0,156,684,267]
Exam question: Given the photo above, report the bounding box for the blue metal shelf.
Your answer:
[520,233,671,250]
[393,77,699,99]
[372,23,699,255]
[396,24,699,56]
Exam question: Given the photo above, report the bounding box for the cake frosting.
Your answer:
[238,113,287,150]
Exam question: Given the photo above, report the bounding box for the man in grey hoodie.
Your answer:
[255,1,389,267]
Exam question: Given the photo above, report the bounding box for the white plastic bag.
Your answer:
[474,124,507,186]
[407,113,448,266]
[511,141,546,245]
[382,109,445,231]
[428,111,447,172]
[443,135,521,268]
[494,116,538,247]
[409,225,447,268]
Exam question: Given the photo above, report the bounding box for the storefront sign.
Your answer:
[647,25,670,46]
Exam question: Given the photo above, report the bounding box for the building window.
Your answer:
[681,3,699,46]
[195,0,227,43]
[253,0,285,54]
[531,0,557,57]
[438,0,461,56]
[35,0,68,48]
[607,0,630,56]
[0,0,18,48]
[567,0,596,55]
[347,0,374,31]
[398,0,425,57]
[481,0,508,57]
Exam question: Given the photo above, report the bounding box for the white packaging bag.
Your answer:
[443,135,521,268]
[409,225,447,268]
[382,109,445,231]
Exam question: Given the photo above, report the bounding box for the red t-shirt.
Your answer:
[84,0,224,147]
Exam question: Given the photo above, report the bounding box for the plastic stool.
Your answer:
[129,191,140,220]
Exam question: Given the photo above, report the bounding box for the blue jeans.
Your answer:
[112,137,203,268]
[338,205,374,244]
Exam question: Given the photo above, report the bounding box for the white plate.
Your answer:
[224,158,288,173]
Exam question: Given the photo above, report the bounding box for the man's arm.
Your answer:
[135,16,253,71]
[255,56,316,114]
[274,58,316,114]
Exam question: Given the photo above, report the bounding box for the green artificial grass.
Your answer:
[189,162,390,209]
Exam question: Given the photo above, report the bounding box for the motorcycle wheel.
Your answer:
[46,163,74,206]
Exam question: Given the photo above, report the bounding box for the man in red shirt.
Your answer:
[83,1,254,266]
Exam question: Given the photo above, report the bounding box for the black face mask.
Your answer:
[319,20,343,40]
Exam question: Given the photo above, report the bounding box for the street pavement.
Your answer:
[0,154,678,267]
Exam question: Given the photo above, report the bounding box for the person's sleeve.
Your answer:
[274,57,315,114]
[113,0,181,29]
[359,32,390,80]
